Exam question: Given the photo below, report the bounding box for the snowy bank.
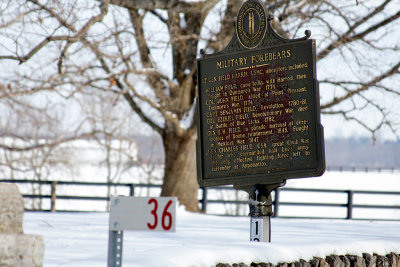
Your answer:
[23,207,400,267]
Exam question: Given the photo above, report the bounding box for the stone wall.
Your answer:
[0,183,44,267]
[216,252,400,267]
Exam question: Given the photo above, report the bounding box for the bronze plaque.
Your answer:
[197,40,325,187]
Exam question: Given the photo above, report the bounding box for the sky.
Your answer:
[1,1,399,142]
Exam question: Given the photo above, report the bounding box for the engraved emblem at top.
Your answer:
[236,0,267,49]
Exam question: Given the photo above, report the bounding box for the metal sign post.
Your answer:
[249,188,272,242]
[108,230,124,267]
[107,196,176,267]
[246,183,282,242]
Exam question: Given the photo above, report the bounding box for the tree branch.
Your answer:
[321,60,400,110]
[0,0,110,64]
[0,131,101,152]
[27,0,78,32]
[81,37,165,135]
[109,0,205,12]
[318,0,397,60]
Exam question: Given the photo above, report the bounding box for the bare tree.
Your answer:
[1,0,399,211]
[270,0,400,139]
[0,93,85,209]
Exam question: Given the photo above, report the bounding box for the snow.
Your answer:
[24,206,400,267]
[286,170,400,192]
[17,169,400,266]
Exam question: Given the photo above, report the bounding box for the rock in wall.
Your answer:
[216,252,400,267]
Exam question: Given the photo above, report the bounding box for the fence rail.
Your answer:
[1,179,399,220]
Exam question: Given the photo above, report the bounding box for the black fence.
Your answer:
[1,179,399,221]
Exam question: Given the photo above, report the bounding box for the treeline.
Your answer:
[325,138,400,169]
[134,135,400,169]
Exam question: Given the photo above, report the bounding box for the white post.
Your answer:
[250,216,271,242]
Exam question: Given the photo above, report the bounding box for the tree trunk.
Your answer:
[161,130,199,212]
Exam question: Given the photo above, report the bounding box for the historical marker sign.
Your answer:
[196,0,325,188]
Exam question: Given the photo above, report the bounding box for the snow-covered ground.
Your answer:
[19,170,400,266]
[24,208,400,267]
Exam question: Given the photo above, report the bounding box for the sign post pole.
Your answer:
[249,185,272,242]
[108,230,123,267]
[247,183,282,242]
